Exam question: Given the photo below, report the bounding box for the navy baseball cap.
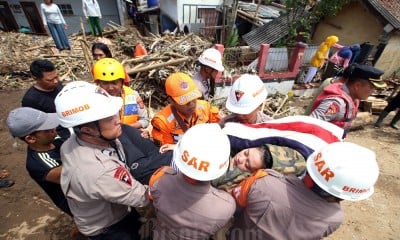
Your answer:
[350,64,386,88]
[6,107,59,137]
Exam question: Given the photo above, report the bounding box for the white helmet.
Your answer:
[55,81,123,128]
[307,142,379,201]
[226,74,268,114]
[173,123,230,181]
[198,48,224,72]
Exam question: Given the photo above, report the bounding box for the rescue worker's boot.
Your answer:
[390,111,400,130]
[374,111,389,128]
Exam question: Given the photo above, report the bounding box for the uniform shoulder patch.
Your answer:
[324,101,340,115]
[114,166,132,186]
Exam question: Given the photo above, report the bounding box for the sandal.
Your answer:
[0,179,14,188]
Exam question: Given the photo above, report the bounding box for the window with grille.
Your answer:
[59,4,73,15]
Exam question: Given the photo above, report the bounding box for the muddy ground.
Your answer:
[0,88,399,240]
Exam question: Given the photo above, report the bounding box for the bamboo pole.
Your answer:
[126,57,190,74]
[272,94,288,118]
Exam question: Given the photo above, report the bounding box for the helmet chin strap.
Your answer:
[75,121,116,142]
[93,121,117,142]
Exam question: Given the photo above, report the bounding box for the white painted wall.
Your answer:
[160,0,222,30]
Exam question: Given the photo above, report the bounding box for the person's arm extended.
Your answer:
[45,166,62,184]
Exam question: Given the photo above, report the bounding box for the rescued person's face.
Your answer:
[232,147,265,172]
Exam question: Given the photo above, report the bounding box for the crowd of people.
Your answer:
[2,31,393,239]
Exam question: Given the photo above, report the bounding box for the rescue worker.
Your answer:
[220,74,272,127]
[54,81,149,239]
[309,64,386,137]
[193,48,225,100]
[93,57,171,185]
[92,58,150,135]
[148,123,236,239]
[151,72,221,146]
[229,142,380,240]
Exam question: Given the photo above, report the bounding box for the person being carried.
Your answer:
[220,74,272,127]
[55,81,149,239]
[22,59,70,140]
[309,64,386,137]
[151,72,221,146]
[149,123,236,239]
[229,141,379,240]
[92,58,150,136]
[213,116,344,192]
[192,48,225,100]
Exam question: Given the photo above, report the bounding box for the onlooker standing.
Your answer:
[22,59,70,140]
[82,0,103,37]
[40,0,71,51]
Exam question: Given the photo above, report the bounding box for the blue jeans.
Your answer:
[47,23,70,50]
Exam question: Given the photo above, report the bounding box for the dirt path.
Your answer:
[0,90,399,239]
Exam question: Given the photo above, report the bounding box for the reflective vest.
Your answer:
[151,100,221,145]
[310,82,359,131]
[120,86,142,125]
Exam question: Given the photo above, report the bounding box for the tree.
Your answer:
[283,0,351,46]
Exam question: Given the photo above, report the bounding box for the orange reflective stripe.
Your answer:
[148,166,171,200]
[232,169,268,207]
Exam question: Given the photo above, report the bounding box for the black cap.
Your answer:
[349,64,386,88]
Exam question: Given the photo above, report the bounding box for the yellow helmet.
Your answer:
[93,58,125,82]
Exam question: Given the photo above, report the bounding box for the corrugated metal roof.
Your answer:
[242,8,307,51]
[365,0,400,29]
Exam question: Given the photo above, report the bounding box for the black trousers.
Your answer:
[89,210,141,240]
